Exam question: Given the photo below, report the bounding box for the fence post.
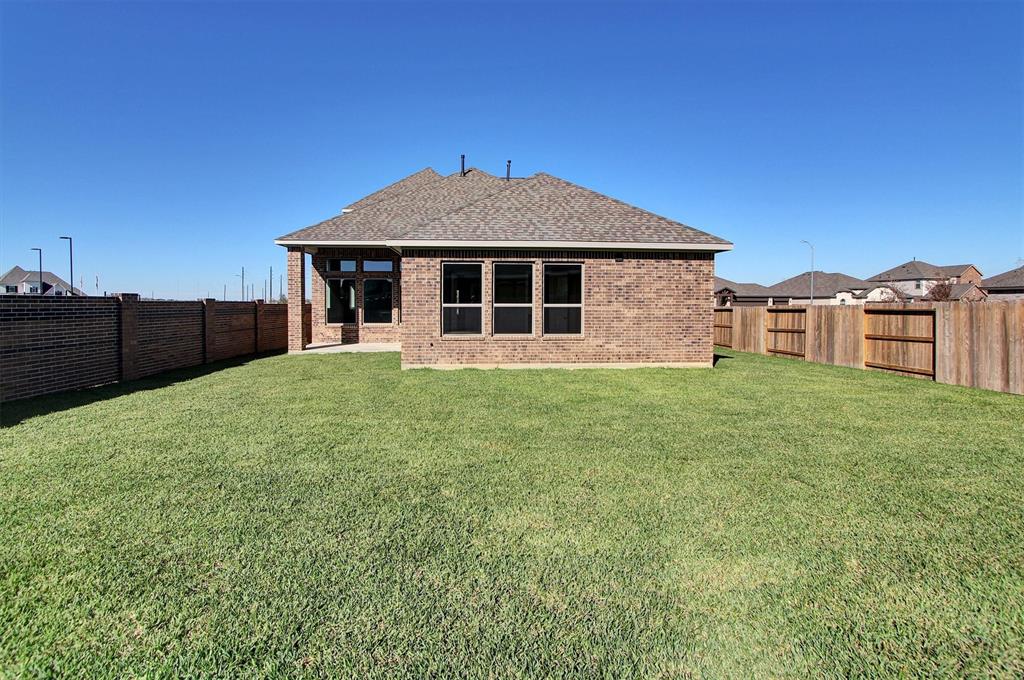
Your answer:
[203,298,216,363]
[116,293,139,381]
[255,299,265,353]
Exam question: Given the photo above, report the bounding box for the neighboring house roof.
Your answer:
[0,267,82,294]
[0,267,28,286]
[949,283,986,300]
[982,265,1024,290]
[714,276,772,296]
[869,260,978,282]
[768,271,873,298]
[277,167,732,251]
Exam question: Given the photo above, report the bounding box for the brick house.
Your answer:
[276,165,732,368]
[868,259,983,297]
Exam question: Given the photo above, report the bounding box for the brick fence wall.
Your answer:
[0,295,301,402]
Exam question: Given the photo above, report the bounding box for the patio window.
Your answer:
[543,264,583,335]
[364,260,393,272]
[326,278,356,324]
[363,279,393,324]
[493,263,533,334]
[4,286,16,293]
[327,259,356,272]
[442,263,482,335]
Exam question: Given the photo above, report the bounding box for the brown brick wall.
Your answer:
[0,296,122,401]
[309,247,401,345]
[137,301,205,378]
[212,302,257,361]
[1,297,291,402]
[400,249,715,367]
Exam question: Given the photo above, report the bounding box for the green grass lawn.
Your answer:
[1,350,1022,677]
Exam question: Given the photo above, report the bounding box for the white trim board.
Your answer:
[275,238,732,252]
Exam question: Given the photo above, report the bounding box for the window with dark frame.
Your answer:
[493,263,533,334]
[363,279,393,324]
[327,259,357,272]
[326,278,356,323]
[364,260,393,273]
[543,264,583,334]
[441,263,482,335]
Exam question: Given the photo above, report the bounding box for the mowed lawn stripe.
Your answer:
[1,350,1021,677]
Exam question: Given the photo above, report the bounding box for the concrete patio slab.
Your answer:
[295,342,401,354]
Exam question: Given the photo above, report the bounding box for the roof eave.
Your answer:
[275,238,733,252]
[387,239,733,252]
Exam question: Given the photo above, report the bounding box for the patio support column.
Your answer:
[287,247,306,352]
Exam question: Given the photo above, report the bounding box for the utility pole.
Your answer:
[801,240,815,305]
[241,266,245,300]
[279,274,283,301]
[223,284,226,301]
[269,266,273,300]
[30,248,42,295]
[59,236,74,295]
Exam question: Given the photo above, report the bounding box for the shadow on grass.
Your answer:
[712,352,734,367]
[1,353,281,427]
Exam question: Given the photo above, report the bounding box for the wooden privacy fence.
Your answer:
[1,295,312,402]
[715,302,1024,395]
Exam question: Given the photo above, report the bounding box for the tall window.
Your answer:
[442,263,482,334]
[493,263,533,334]
[543,264,582,334]
[326,279,356,323]
[363,279,393,324]
[327,259,356,272]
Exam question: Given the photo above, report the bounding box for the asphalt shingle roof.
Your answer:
[768,271,873,298]
[982,265,1024,290]
[869,260,976,282]
[0,267,82,295]
[714,276,773,296]
[277,168,731,249]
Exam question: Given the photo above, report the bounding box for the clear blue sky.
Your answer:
[2,1,1021,298]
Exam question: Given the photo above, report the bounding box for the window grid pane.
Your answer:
[326,279,356,324]
[364,260,393,273]
[442,263,483,335]
[543,264,583,334]
[363,279,393,324]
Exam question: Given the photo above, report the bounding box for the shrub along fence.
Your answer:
[714,302,1023,395]
[0,295,311,403]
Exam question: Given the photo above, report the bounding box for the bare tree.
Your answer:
[876,283,907,303]
[926,281,953,301]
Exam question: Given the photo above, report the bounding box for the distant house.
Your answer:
[981,265,1024,301]
[924,282,987,302]
[868,260,982,297]
[767,271,891,305]
[0,266,81,296]
[713,277,775,306]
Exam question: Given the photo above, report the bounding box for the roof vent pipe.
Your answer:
[460,154,466,177]
[506,160,511,181]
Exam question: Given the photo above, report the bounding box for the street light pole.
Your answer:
[59,236,74,295]
[30,248,43,295]
[801,240,815,305]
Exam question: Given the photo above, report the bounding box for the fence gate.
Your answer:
[863,308,936,379]
[766,307,806,358]
[713,308,733,348]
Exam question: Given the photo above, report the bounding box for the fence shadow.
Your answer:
[0,353,282,427]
